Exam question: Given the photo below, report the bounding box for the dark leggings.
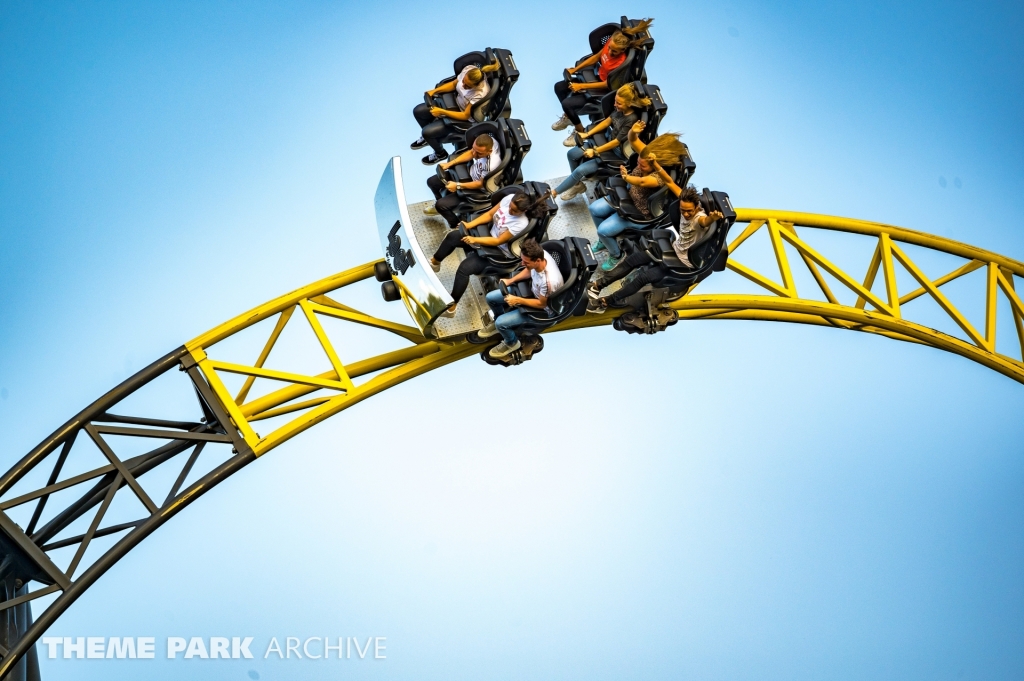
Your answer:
[413,102,450,155]
[594,251,671,304]
[553,80,596,128]
[426,175,462,227]
[433,230,489,302]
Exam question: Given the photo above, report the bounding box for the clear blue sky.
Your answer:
[1,1,1022,680]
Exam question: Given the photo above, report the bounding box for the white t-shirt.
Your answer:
[490,194,530,255]
[671,209,709,268]
[455,65,490,110]
[530,250,565,305]
[469,136,502,182]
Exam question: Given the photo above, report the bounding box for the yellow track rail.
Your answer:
[185,209,1024,458]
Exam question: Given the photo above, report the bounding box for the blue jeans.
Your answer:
[555,147,601,194]
[589,197,644,258]
[486,289,531,345]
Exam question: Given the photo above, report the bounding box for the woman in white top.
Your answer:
[428,192,545,317]
[411,58,501,165]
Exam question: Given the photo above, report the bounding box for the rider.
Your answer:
[587,186,723,309]
[551,19,654,144]
[549,83,651,201]
[476,238,565,358]
[424,134,502,227]
[428,192,543,318]
[588,123,688,271]
[411,58,501,165]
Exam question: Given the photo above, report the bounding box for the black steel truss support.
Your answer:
[0,346,257,678]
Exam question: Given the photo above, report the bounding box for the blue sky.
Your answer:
[1,1,1023,679]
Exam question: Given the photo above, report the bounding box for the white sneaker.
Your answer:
[488,339,522,358]
[562,130,580,147]
[429,258,441,273]
[476,320,499,338]
[560,183,586,201]
[551,114,571,131]
[423,204,438,215]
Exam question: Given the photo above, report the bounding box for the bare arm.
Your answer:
[652,161,682,197]
[567,52,601,74]
[463,229,514,248]
[431,100,473,121]
[569,80,610,93]
[426,80,457,97]
[618,164,661,188]
[501,268,532,286]
[440,150,474,170]
[627,120,647,156]
[698,211,724,227]
[461,204,500,230]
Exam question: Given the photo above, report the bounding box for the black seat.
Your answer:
[434,118,532,213]
[426,47,520,151]
[642,189,738,287]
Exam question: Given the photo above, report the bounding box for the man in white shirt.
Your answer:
[411,60,499,165]
[477,239,565,358]
[425,134,503,227]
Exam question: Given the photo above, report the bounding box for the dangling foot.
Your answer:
[422,151,448,165]
[601,254,621,271]
[551,114,571,131]
[423,203,439,215]
[476,319,499,338]
[488,339,522,358]
[560,182,586,201]
[429,257,442,273]
[441,303,457,318]
[562,130,580,147]
[410,137,429,150]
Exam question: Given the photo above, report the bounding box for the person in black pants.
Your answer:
[424,134,502,227]
[551,19,653,142]
[412,59,500,165]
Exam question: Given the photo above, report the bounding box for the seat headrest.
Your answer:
[588,23,620,54]
[465,121,501,145]
[490,185,522,206]
[453,51,488,75]
[540,240,573,280]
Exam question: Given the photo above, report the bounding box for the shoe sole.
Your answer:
[489,344,521,358]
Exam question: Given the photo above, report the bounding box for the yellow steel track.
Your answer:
[183,208,1024,459]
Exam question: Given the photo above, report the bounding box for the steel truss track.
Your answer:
[0,209,1021,677]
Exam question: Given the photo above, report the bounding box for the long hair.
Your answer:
[464,67,484,86]
[639,133,688,166]
[608,18,654,51]
[510,192,551,220]
[616,83,652,111]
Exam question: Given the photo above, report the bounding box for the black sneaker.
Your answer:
[422,151,448,166]
[410,137,429,150]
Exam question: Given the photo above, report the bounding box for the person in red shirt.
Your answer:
[552,19,653,144]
